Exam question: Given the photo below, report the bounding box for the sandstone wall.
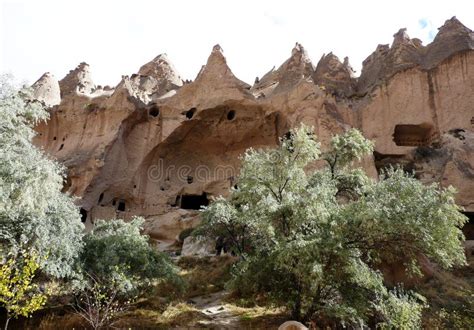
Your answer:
[32,17,474,248]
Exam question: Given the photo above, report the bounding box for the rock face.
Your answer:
[181,236,216,257]
[32,17,474,248]
[31,72,61,107]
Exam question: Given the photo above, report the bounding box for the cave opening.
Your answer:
[180,193,209,210]
[80,208,87,223]
[393,124,434,147]
[187,176,193,184]
[58,144,64,151]
[117,200,126,212]
[373,151,415,176]
[98,193,104,204]
[462,212,474,240]
[149,106,160,117]
[227,110,236,120]
[186,108,196,119]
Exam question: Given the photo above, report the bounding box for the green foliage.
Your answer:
[178,227,195,242]
[0,75,84,278]
[0,250,47,329]
[375,288,426,329]
[78,217,181,295]
[199,125,467,326]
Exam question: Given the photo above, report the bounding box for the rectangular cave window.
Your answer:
[373,151,415,176]
[393,124,434,147]
[180,193,209,210]
[117,200,126,212]
[80,208,88,223]
[462,212,474,240]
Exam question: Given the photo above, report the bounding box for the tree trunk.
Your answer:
[4,316,10,330]
[292,291,302,321]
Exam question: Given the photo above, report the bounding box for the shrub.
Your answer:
[199,125,467,326]
[0,75,84,278]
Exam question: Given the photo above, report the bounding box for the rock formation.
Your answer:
[31,72,61,107]
[31,17,474,249]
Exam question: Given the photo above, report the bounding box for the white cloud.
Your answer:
[1,0,473,86]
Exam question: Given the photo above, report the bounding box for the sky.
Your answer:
[1,0,473,87]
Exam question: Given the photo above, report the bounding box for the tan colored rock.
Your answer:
[181,236,215,257]
[31,17,474,249]
[251,43,314,97]
[313,53,356,97]
[278,320,308,330]
[59,62,96,97]
[31,72,61,107]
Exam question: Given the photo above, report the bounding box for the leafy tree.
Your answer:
[200,125,467,326]
[0,250,47,330]
[0,75,84,278]
[77,217,181,295]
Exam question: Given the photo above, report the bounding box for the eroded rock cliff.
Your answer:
[32,17,474,249]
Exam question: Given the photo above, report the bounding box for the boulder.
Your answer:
[181,236,216,257]
[278,320,308,330]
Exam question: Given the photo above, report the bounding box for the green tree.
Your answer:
[0,75,84,278]
[200,125,467,326]
[77,217,181,295]
[0,250,47,330]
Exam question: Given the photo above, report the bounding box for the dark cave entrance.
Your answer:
[98,193,104,204]
[180,193,209,210]
[186,108,196,119]
[149,106,160,117]
[80,208,88,223]
[227,110,236,120]
[393,124,434,147]
[117,200,126,212]
[462,212,474,240]
[373,151,415,176]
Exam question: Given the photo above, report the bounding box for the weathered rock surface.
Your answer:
[31,72,61,107]
[313,53,356,97]
[278,320,308,330]
[181,236,216,257]
[358,16,473,94]
[32,17,474,249]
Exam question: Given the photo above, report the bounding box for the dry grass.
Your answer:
[419,252,474,328]
[115,302,211,329]
[36,313,85,329]
[178,255,236,298]
[225,303,287,328]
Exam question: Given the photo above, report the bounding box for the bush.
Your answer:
[199,125,467,326]
[0,75,84,278]
[77,217,181,295]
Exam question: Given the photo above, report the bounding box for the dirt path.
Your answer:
[189,291,242,329]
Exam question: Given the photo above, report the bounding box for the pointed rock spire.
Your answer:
[193,44,250,90]
[392,28,413,47]
[434,16,473,41]
[358,27,423,94]
[118,53,184,103]
[59,62,95,97]
[313,53,356,96]
[424,16,473,68]
[138,53,183,88]
[31,72,61,107]
[252,42,314,97]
